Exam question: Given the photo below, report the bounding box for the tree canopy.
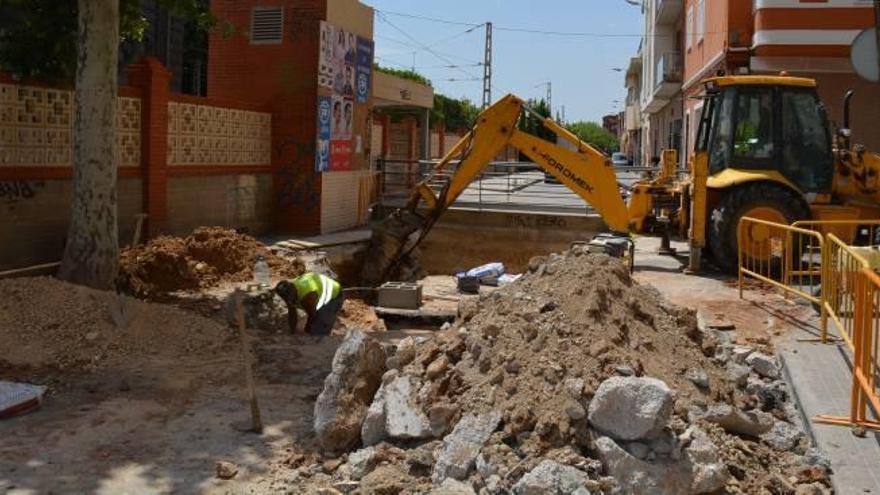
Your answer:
[373,64,479,132]
[565,121,620,154]
[0,0,214,82]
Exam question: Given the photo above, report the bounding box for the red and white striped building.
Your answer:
[680,0,878,156]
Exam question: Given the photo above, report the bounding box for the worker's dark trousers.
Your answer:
[311,293,344,336]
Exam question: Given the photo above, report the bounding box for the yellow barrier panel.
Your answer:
[822,234,872,350]
[815,266,880,433]
[738,217,826,337]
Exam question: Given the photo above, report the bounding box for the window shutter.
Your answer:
[251,7,284,44]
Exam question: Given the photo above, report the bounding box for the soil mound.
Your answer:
[293,251,830,494]
[0,276,234,382]
[118,227,304,296]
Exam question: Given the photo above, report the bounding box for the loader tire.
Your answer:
[708,183,808,274]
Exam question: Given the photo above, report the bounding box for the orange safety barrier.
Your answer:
[738,217,826,334]
[815,265,880,432]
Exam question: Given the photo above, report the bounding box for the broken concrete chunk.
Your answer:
[684,426,730,494]
[314,330,387,452]
[370,374,434,443]
[761,420,804,452]
[726,363,751,388]
[731,346,753,364]
[348,446,379,480]
[587,376,673,441]
[430,479,477,495]
[745,352,780,379]
[685,368,710,389]
[595,428,728,495]
[512,460,591,495]
[696,403,774,437]
[361,382,388,446]
[432,411,502,484]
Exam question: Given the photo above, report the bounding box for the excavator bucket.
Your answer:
[360,209,426,286]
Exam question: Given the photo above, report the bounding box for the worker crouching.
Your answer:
[275,272,343,336]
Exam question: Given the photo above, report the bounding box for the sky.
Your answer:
[367,0,644,123]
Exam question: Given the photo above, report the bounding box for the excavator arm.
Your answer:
[362,94,631,285]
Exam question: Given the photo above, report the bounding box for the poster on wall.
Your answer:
[315,95,332,172]
[355,37,373,103]
[318,21,371,172]
[331,140,352,170]
[318,22,334,89]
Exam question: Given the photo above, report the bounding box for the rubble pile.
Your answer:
[118,226,304,297]
[287,251,832,494]
[0,276,234,381]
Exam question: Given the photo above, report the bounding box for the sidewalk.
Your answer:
[779,331,880,495]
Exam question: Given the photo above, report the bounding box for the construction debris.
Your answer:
[290,251,831,494]
[118,226,304,297]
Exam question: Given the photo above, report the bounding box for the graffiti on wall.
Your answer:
[0,181,44,203]
[274,138,320,213]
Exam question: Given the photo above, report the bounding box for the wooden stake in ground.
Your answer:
[235,290,263,433]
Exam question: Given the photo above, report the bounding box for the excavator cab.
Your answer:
[691,76,837,271]
[699,77,834,194]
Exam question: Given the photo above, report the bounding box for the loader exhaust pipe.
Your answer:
[843,90,854,131]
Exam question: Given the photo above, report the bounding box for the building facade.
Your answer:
[633,0,879,165]
[639,0,685,167]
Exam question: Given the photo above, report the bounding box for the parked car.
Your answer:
[611,152,628,167]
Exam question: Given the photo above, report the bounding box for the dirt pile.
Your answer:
[289,251,831,494]
[0,276,235,382]
[118,227,304,296]
[337,299,387,333]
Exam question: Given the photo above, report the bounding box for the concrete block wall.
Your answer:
[166,174,273,235]
[320,169,374,233]
[0,178,143,270]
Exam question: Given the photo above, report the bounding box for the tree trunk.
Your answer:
[59,0,120,290]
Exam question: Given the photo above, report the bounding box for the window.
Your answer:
[697,0,705,43]
[708,89,734,173]
[686,7,694,50]
[781,89,833,192]
[732,88,775,163]
[251,7,284,44]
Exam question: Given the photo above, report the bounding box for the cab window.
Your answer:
[780,89,832,192]
[707,88,734,174]
[732,88,775,165]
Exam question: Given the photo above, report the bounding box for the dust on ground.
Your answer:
[118,227,305,298]
[0,275,342,494]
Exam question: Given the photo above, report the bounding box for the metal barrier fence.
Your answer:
[737,217,880,432]
[737,217,826,331]
[815,263,880,432]
[375,158,647,214]
[822,234,871,348]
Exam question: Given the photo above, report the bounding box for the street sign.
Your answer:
[851,27,879,83]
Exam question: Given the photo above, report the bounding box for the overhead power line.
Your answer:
[375,8,482,27]
[377,12,481,81]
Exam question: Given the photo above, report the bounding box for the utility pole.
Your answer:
[546,81,552,117]
[875,0,879,73]
[482,22,493,109]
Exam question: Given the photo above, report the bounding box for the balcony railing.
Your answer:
[654,51,683,90]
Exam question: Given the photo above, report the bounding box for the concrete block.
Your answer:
[378,282,422,309]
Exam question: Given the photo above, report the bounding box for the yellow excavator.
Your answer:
[362,75,880,284]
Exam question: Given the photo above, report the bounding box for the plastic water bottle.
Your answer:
[254,255,271,287]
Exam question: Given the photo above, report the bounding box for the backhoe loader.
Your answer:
[362,75,880,285]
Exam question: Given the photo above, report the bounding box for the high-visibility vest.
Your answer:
[292,272,341,310]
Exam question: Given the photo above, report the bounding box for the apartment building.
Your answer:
[637,0,686,166]
[622,53,643,166]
